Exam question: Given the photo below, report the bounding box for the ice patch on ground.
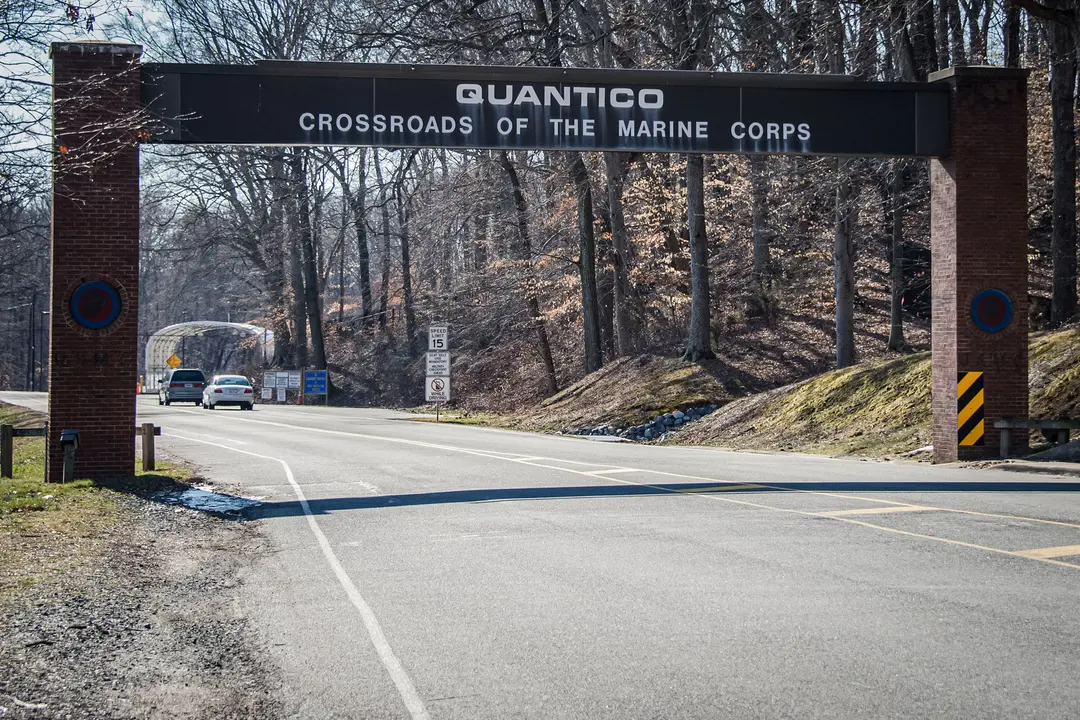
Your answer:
[154,485,261,516]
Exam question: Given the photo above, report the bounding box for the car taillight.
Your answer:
[169,383,183,388]
[244,388,252,394]
[194,383,204,388]
[214,388,223,393]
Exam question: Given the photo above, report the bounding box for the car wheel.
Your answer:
[164,398,171,406]
[246,403,253,411]
[208,402,214,410]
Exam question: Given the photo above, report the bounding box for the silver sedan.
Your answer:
[202,375,256,410]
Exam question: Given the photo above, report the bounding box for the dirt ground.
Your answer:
[0,493,281,719]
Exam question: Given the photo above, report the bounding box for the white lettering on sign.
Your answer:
[616,120,708,139]
[456,83,665,109]
[300,113,475,135]
[731,121,811,142]
[426,376,451,403]
[426,351,450,377]
[428,324,449,351]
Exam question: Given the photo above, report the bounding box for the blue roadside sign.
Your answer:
[304,369,328,395]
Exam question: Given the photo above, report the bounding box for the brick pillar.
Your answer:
[49,42,142,481]
[929,67,1028,462]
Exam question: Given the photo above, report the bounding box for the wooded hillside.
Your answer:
[0,1,1075,413]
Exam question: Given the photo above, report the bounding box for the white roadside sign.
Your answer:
[276,387,286,402]
[261,386,272,400]
[428,324,448,351]
[425,376,450,402]
[276,372,289,388]
[426,351,450,377]
[288,371,301,389]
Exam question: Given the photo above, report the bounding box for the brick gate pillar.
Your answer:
[48,42,142,481]
[929,67,1028,462]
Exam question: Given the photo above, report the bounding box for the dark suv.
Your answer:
[158,368,206,405]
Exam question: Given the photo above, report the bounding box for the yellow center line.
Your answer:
[621,465,1080,531]
[589,475,1080,572]
[1015,544,1080,560]
[816,505,935,517]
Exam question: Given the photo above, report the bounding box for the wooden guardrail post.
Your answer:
[141,422,156,472]
[1,424,12,479]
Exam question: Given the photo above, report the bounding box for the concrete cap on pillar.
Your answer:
[928,66,1028,82]
[49,40,142,58]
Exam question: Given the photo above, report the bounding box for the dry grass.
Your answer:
[672,326,1080,457]
[505,354,738,432]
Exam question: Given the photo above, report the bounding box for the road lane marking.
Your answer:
[817,506,935,517]
[1015,544,1080,559]
[161,432,431,720]
[582,468,640,475]
[183,413,1080,530]
[161,416,1080,569]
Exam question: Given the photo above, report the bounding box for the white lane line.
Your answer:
[160,432,431,720]
[166,429,248,445]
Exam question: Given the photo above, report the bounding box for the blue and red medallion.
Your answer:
[70,281,122,330]
[970,289,1013,334]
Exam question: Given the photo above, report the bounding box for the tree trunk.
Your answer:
[498,150,558,394]
[604,151,637,356]
[290,151,326,370]
[396,186,417,349]
[750,154,770,288]
[351,152,373,328]
[887,160,907,351]
[569,153,603,373]
[946,0,966,66]
[374,152,391,331]
[834,159,857,368]
[287,177,308,369]
[935,0,951,68]
[1004,5,1021,68]
[682,153,715,361]
[1050,19,1078,327]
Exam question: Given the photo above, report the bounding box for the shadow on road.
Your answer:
[249,480,1080,518]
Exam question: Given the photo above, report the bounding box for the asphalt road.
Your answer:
[4,391,1080,719]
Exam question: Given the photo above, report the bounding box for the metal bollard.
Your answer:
[59,429,79,483]
[141,422,156,471]
[1,424,12,479]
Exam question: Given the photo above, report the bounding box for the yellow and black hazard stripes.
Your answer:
[958,372,985,446]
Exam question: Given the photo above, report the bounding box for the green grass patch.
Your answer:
[404,412,505,426]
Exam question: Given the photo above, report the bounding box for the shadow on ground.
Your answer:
[248,480,1080,519]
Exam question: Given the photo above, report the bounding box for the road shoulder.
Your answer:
[0,490,281,718]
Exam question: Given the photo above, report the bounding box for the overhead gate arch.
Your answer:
[47,41,1027,480]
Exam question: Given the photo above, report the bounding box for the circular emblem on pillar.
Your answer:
[970,289,1013,333]
[70,281,122,330]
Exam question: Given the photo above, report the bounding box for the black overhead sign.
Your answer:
[141,62,950,157]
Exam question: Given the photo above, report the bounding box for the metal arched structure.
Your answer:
[144,321,274,390]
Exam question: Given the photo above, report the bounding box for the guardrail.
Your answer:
[0,423,161,480]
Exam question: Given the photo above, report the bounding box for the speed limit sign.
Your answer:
[428,324,448,350]
[426,375,450,402]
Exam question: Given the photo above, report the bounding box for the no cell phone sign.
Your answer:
[70,281,122,330]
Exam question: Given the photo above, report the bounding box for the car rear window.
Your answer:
[171,370,205,382]
[217,377,250,386]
